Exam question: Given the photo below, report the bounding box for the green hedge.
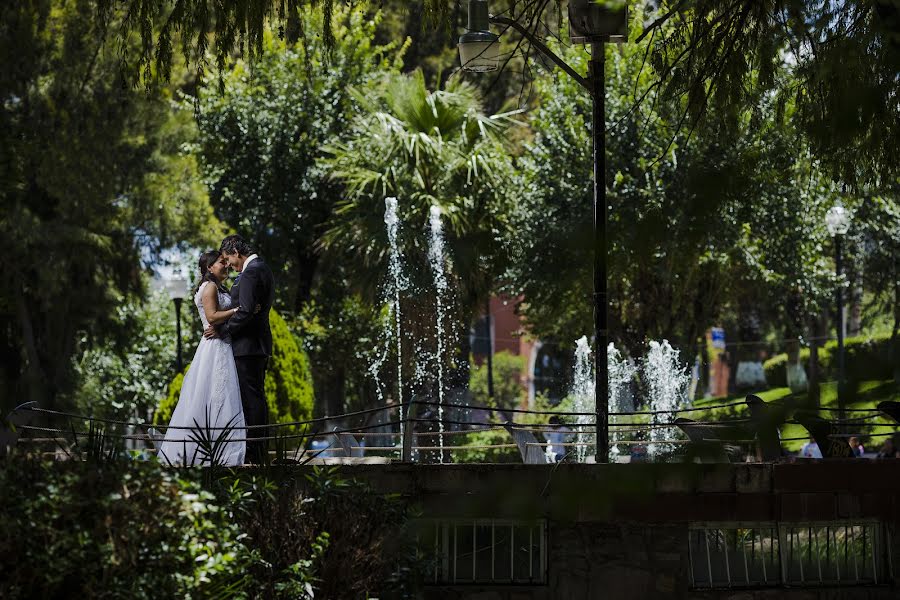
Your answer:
[451,428,520,463]
[763,333,894,388]
[154,310,314,428]
[264,310,315,427]
[468,351,528,411]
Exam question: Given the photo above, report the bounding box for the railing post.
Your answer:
[402,398,414,462]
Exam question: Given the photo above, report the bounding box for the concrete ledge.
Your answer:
[294,462,900,524]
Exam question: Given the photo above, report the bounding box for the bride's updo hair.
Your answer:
[198,250,224,291]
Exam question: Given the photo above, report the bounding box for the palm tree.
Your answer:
[322,69,519,394]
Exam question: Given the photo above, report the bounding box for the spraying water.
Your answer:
[428,205,448,461]
[571,336,594,462]
[642,340,691,460]
[383,197,406,444]
[607,343,636,459]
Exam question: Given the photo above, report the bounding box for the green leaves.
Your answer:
[194,4,400,309]
[323,69,517,304]
[1,0,223,412]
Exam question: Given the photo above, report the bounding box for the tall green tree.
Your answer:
[323,70,519,393]
[508,17,842,365]
[99,0,900,185]
[193,4,405,311]
[0,0,220,411]
[640,0,900,185]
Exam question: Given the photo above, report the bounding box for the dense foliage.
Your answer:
[0,0,221,413]
[468,351,528,411]
[0,458,249,598]
[642,0,900,185]
[0,457,419,599]
[763,333,896,389]
[70,288,200,422]
[194,5,405,311]
[264,310,315,426]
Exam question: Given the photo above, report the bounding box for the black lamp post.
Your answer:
[166,273,189,373]
[825,202,851,420]
[459,0,627,463]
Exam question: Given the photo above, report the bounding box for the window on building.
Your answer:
[418,519,546,585]
[690,521,892,588]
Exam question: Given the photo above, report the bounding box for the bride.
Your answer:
[158,251,246,466]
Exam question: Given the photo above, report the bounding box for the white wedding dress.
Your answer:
[158,281,246,466]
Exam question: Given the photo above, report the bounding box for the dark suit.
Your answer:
[225,256,275,464]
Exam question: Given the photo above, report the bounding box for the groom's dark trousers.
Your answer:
[224,256,275,464]
[235,356,269,464]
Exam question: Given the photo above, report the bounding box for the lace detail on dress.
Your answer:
[194,281,234,414]
[194,281,234,328]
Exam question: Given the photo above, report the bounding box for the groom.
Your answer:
[205,234,275,464]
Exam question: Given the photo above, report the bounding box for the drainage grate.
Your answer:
[418,519,546,584]
[690,521,892,588]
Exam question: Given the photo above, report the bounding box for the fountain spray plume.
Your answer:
[428,205,449,462]
[382,197,407,445]
[642,340,691,460]
[570,336,594,463]
[569,338,637,462]
[607,343,637,459]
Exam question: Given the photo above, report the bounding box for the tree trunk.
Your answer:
[807,316,822,408]
[293,249,320,313]
[15,285,48,406]
[893,253,900,384]
[848,268,863,337]
[729,306,763,394]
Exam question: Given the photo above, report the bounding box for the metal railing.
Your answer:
[417,519,547,585]
[4,396,900,465]
[689,521,893,588]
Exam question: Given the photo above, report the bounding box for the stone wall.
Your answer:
[296,462,900,599]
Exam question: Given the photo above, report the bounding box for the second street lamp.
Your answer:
[459,0,627,462]
[825,201,851,421]
[166,272,190,373]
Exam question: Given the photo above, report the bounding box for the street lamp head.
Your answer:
[825,202,850,237]
[166,271,190,301]
[458,0,500,72]
[568,0,629,44]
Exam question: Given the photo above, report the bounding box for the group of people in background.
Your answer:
[799,435,899,459]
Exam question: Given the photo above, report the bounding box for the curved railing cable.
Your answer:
[6,395,897,464]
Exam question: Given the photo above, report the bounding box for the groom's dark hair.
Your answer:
[220,234,253,257]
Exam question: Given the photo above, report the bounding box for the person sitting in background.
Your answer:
[544,416,572,462]
[848,436,865,457]
[800,436,823,458]
[877,438,899,459]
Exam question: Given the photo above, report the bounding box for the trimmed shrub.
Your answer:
[468,351,527,410]
[154,310,315,428]
[265,310,315,427]
[451,428,520,463]
[154,368,187,425]
[763,333,894,388]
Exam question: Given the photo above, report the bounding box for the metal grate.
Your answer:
[418,519,546,585]
[690,521,893,589]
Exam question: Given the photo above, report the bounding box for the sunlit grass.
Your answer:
[692,379,900,453]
